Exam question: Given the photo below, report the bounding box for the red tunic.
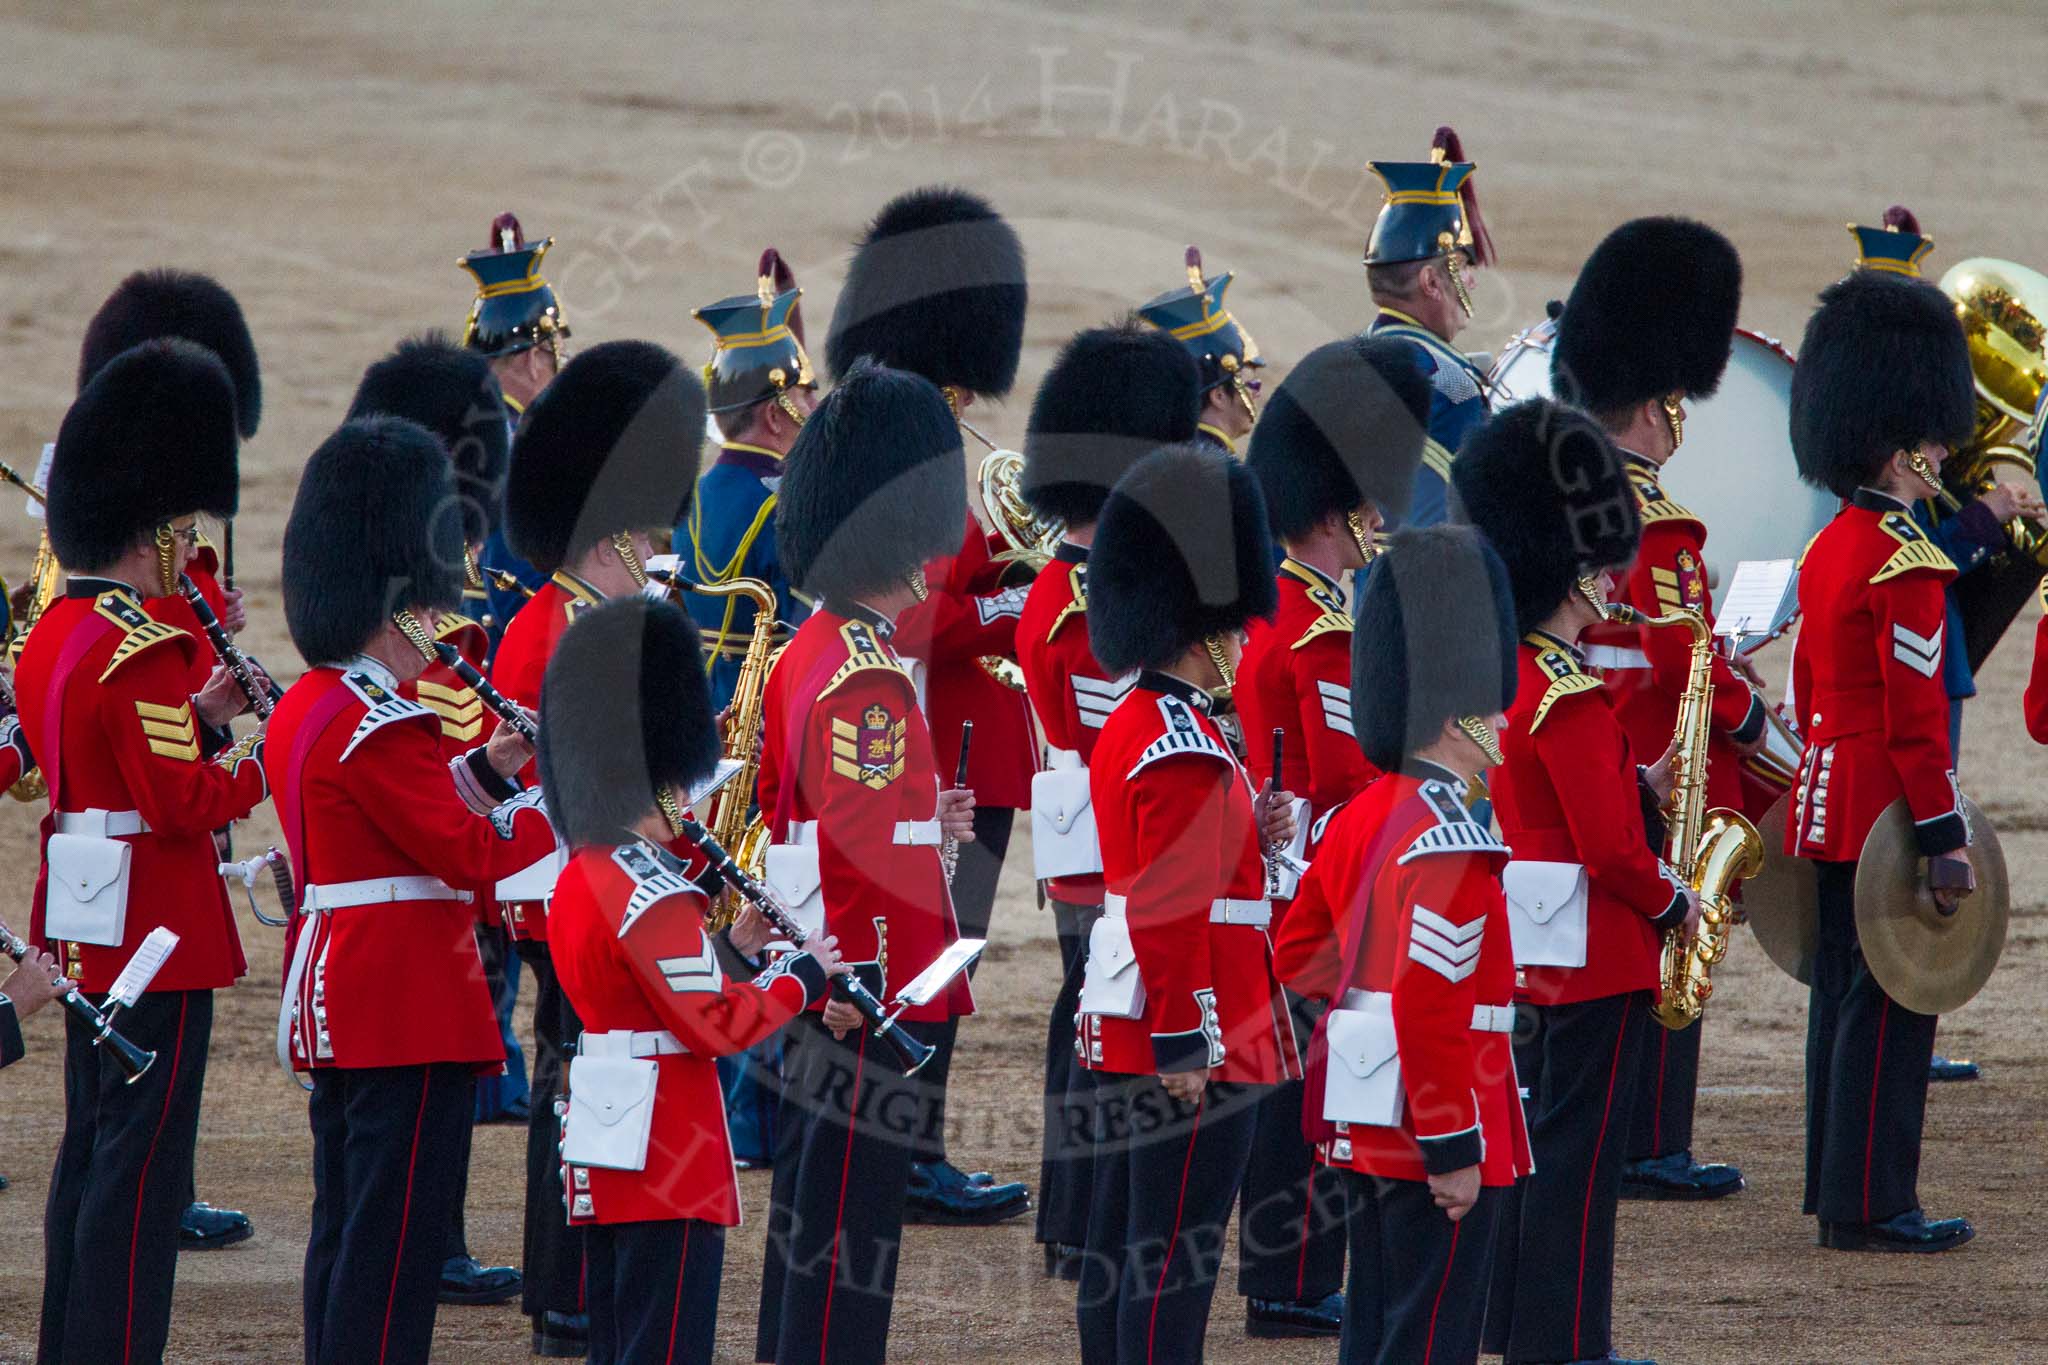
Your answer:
[265,664,557,1069]
[409,612,491,752]
[894,517,1037,810]
[1787,494,1965,861]
[1492,633,1686,1006]
[1580,460,1766,814]
[757,605,971,1022]
[1274,767,1531,1186]
[1237,559,1378,818]
[488,571,604,938]
[18,585,267,992]
[2025,586,2048,744]
[1082,675,1297,1084]
[550,843,824,1227]
[1014,544,1130,905]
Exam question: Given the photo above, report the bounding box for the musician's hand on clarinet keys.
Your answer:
[937,786,976,843]
[2,946,70,1021]
[798,930,847,979]
[1254,786,1298,852]
[484,710,538,778]
[728,902,774,958]
[219,586,248,635]
[822,996,864,1040]
[195,664,251,727]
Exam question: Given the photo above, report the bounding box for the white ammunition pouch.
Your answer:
[44,829,133,947]
[562,1032,664,1172]
[1030,748,1100,880]
[1322,989,1404,1127]
[1502,860,1590,968]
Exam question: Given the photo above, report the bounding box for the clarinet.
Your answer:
[430,642,538,743]
[0,920,155,1083]
[650,812,935,1075]
[180,574,281,717]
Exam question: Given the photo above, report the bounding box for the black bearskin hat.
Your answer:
[1551,217,1742,417]
[49,338,240,572]
[1248,335,1432,538]
[347,332,511,546]
[777,359,966,598]
[505,340,705,574]
[1020,320,1202,527]
[1088,442,1278,675]
[824,186,1028,398]
[282,416,464,665]
[1351,526,1518,772]
[539,596,722,847]
[79,269,262,438]
[1790,271,1976,499]
[1450,399,1640,633]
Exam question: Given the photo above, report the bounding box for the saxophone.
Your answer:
[687,577,779,931]
[4,460,59,803]
[1603,603,1764,1029]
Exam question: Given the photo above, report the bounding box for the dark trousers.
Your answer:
[1236,989,1345,1303]
[443,1077,476,1261]
[1076,1074,1261,1365]
[586,1218,725,1365]
[474,924,528,1121]
[302,1062,474,1365]
[1625,1012,1702,1160]
[1341,1172,1504,1365]
[1806,860,1937,1224]
[1036,896,1100,1249]
[909,805,1012,1165]
[39,988,212,1365]
[1485,990,1648,1365]
[756,1014,928,1364]
[517,941,585,1317]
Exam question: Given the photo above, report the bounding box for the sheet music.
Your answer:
[28,442,52,519]
[685,758,744,808]
[1714,559,1797,650]
[107,927,179,1008]
[893,938,986,1007]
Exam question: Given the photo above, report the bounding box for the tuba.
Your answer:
[688,577,779,930]
[1605,602,1764,1029]
[955,420,1042,691]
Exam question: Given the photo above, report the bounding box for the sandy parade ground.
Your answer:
[3,1,2048,1360]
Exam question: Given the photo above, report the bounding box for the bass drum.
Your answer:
[1488,320,1834,609]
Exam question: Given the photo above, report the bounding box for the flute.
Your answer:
[430,642,538,744]
[649,807,935,1076]
[0,920,155,1083]
[180,574,281,717]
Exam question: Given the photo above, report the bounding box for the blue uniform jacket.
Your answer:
[1367,309,1491,528]
[678,445,808,708]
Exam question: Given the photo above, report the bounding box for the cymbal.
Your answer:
[1742,794,1819,986]
[1854,795,2009,1016]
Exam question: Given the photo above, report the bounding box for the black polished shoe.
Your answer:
[531,1310,589,1357]
[178,1201,253,1250]
[1042,1241,1083,1281]
[1819,1208,1975,1253]
[1620,1150,1744,1202]
[1930,1054,1981,1082]
[1245,1290,1344,1338]
[438,1254,522,1306]
[0,1172,9,1191]
[903,1159,1030,1226]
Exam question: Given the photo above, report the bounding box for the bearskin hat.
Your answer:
[48,338,240,572]
[505,340,705,574]
[1020,320,1202,527]
[1351,526,1518,772]
[347,332,511,546]
[1248,335,1433,538]
[777,359,966,598]
[538,596,721,847]
[824,186,1028,398]
[282,416,464,665]
[1088,442,1278,675]
[78,269,262,438]
[1790,271,1976,498]
[1449,399,1640,633]
[1551,217,1742,417]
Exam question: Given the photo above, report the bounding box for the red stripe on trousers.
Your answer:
[377,1071,433,1364]
[1292,1178,1314,1299]
[1573,1010,1629,1357]
[1422,1219,1463,1365]
[124,993,188,1364]
[1863,998,1891,1223]
[665,1221,692,1363]
[818,1032,868,1365]
[1144,1094,1207,1363]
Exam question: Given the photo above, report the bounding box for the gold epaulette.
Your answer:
[1797,528,1824,569]
[1871,511,1956,583]
[818,620,911,699]
[435,612,483,641]
[1525,641,1603,734]
[94,597,188,683]
[1046,565,1087,643]
[1628,468,1702,528]
[1291,610,1351,651]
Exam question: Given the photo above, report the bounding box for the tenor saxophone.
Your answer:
[5,526,61,802]
[688,577,779,931]
[1603,603,1765,1029]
